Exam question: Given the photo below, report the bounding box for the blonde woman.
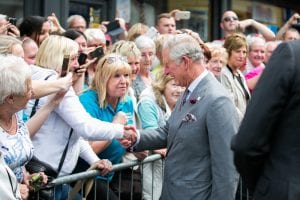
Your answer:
[78,53,134,199]
[24,36,128,200]
[138,71,184,200]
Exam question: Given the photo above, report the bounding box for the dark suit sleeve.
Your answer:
[207,96,240,200]
[231,42,296,192]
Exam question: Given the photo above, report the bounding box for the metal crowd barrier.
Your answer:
[51,154,163,200]
[49,154,251,200]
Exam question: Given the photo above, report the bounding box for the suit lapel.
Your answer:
[166,74,212,154]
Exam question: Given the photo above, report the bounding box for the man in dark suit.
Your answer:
[124,34,239,200]
[232,40,300,200]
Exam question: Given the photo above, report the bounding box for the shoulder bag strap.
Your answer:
[56,128,73,175]
[29,74,52,118]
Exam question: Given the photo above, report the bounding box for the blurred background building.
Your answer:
[1,0,299,41]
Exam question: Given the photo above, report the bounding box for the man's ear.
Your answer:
[220,22,224,30]
[181,55,191,69]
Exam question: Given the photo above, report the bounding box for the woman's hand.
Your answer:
[112,111,128,125]
[91,159,113,176]
[19,183,29,200]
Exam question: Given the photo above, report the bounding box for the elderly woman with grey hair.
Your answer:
[0,55,51,199]
[132,35,156,101]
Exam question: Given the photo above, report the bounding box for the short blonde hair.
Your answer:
[35,35,78,72]
[210,46,228,64]
[127,23,149,41]
[91,53,132,108]
[110,40,141,59]
[0,35,22,55]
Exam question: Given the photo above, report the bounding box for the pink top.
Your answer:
[245,65,265,80]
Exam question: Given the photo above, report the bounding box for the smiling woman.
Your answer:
[76,53,134,199]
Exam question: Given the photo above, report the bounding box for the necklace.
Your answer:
[0,115,15,133]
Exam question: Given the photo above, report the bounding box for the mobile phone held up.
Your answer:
[89,46,104,59]
[78,53,87,65]
[175,11,191,20]
[60,56,70,77]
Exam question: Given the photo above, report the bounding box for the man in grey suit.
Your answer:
[124,34,239,200]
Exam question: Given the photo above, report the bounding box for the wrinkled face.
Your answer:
[11,44,24,58]
[127,56,140,80]
[228,47,247,70]
[163,48,186,87]
[140,48,155,72]
[208,56,226,77]
[164,79,185,108]
[220,11,239,33]
[75,35,88,53]
[156,17,176,34]
[107,71,130,99]
[23,41,38,65]
[70,18,86,33]
[248,43,265,67]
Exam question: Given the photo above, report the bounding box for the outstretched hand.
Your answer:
[118,125,137,148]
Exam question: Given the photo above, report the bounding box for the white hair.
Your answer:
[134,35,156,53]
[246,35,266,51]
[66,14,86,28]
[163,34,204,64]
[84,28,106,44]
[0,55,31,104]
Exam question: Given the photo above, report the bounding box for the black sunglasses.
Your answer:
[223,16,239,22]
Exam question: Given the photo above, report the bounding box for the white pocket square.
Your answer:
[182,113,197,122]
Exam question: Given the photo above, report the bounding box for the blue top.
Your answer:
[79,89,134,181]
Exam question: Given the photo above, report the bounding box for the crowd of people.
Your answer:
[0,8,300,200]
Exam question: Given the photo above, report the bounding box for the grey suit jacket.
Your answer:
[135,73,239,200]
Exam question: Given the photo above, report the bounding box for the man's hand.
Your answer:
[118,125,137,148]
[91,159,112,176]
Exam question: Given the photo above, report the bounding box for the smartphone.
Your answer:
[7,17,17,26]
[89,46,104,59]
[106,20,124,36]
[78,53,87,65]
[60,56,70,77]
[175,11,191,20]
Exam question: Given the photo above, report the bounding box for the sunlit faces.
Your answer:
[156,17,176,34]
[228,47,247,70]
[248,43,265,67]
[140,48,155,72]
[164,79,185,108]
[106,70,130,98]
[208,56,226,77]
[127,56,140,80]
[75,35,88,53]
[11,44,24,58]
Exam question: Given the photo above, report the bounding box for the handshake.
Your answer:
[119,125,138,148]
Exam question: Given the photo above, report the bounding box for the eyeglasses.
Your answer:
[100,56,128,68]
[222,16,239,22]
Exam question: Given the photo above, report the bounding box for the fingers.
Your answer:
[95,159,112,176]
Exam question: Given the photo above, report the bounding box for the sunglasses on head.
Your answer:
[223,16,239,22]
